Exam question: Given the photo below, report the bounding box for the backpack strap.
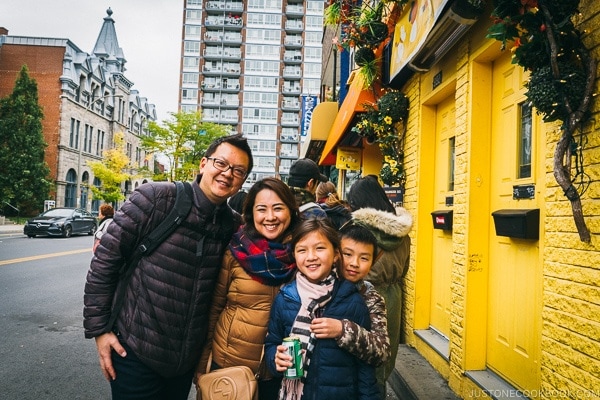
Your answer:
[137,181,193,255]
[105,181,193,333]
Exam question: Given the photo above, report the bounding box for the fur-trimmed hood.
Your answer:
[352,207,413,251]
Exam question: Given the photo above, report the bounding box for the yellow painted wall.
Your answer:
[394,0,600,398]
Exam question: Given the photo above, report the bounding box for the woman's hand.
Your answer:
[274,344,293,372]
[310,317,343,339]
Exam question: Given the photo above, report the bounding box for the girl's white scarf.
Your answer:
[278,271,335,400]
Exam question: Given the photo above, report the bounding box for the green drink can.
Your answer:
[283,336,303,379]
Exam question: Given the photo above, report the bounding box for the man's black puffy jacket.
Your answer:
[83,177,239,377]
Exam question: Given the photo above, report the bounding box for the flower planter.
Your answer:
[354,47,376,67]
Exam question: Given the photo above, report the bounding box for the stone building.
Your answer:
[0,8,156,214]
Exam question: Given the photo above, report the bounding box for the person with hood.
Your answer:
[346,175,413,398]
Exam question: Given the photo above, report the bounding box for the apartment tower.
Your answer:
[179,0,324,186]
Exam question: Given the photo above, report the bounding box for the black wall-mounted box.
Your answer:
[431,210,453,231]
[491,209,540,240]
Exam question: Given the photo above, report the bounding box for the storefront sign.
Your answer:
[336,147,362,170]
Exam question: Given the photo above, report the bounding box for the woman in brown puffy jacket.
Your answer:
[196,177,300,400]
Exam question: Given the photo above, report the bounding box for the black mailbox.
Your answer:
[431,210,453,231]
[491,209,539,240]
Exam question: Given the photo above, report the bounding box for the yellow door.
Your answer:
[487,51,542,391]
[429,94,455,338]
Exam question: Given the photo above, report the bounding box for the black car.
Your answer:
[24,207,97,238]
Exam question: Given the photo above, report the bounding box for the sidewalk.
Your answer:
[0,223,24,235]
[388,345,460,400]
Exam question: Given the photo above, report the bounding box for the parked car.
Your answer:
[24,207,97,238]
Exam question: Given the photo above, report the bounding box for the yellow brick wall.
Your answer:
[399,0,600,398]
[540,0,600,397]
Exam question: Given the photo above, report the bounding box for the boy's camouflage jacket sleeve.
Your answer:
[336,285,391,367]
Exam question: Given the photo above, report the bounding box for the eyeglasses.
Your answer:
[206,157,248,179]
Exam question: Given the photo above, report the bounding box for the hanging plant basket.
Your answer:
[360,21,389,46]
[354,46,376,67]
[525,61,587,122]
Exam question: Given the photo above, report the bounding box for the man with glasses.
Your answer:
[84,134,253,400]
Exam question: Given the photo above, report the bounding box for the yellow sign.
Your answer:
[389,0,449,79]
[336,147,362,170]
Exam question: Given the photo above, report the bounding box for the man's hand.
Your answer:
[94,332,127,381]
[310,317,343,339]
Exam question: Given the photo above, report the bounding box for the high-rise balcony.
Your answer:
[201,79,241,93]
[282,98,300,111]
[203,47,242,61]
[282,85,301,95]
[202,63,241,76]
[281,114,300,126]
[283,67,302,80]
[283,51,302,64]
[201,96,239,109]
[284,35,303,49]
[286,4,304,17]
[204,32,242,45]
[205,1,244,13]
[205,15,243,30]
[285,21,303,33]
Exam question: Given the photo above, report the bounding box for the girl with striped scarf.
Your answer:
[265,218,379,400]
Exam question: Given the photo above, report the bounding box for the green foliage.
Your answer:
[486,0,587,123]
[142,110,229,182]
[0,65,52,215]
[87,132,131,204]
[525,61,587,122]
[352,90,409,186]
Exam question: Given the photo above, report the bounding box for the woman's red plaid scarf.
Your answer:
[228,229,296,286]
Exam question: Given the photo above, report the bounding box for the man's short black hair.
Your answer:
[205,134,254,173]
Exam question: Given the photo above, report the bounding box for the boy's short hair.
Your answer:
[339,222,378,259]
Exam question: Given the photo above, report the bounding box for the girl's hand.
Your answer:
[274,344,293,372]
[310,317,343,339]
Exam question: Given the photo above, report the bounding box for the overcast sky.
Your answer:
[1,0,182,122]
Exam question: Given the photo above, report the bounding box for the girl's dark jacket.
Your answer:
[265,278,380,400]
[83,177,240,378]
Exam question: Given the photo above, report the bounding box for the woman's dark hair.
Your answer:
[243,177,300,241]
[291,217,340,254]
[339,222,378,258]
[204,134,254,173]
[347,175,396,214]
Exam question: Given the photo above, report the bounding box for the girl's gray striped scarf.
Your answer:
[278,271,335,400]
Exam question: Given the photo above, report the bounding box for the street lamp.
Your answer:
[76,93,124,209]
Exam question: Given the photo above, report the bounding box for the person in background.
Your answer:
[286,158,328,219]
[84,134,253,400]
[346,175,413,398]
[196,177,300,400]
[227,190,247,216]
[309,222,390,377]
[266,218,379,400]
[315,181,352,229]
[93,203,114,252]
